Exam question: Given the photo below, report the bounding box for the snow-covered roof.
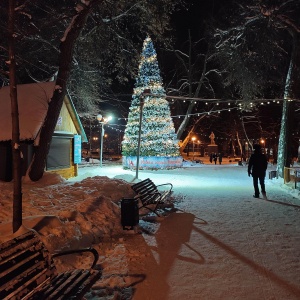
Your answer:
[0,82,87,142]
[0,82,55,141]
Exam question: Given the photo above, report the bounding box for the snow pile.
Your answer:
[269,175,300,199]
[0,172,135,253]
[0,171,141,299]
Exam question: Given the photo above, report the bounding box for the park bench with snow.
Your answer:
[0,229,101,299]
[131,178,173,216]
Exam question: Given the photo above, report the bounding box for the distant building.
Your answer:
[0,82,87,181]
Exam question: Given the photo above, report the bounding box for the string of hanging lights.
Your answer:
[173,98,298,103]
[91,93,300,105]
[83,93,297,140]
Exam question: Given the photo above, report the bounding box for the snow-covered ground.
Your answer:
[1,158,300,299]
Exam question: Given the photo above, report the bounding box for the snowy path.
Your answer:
[112,164,300,300]
[1,160,299,299]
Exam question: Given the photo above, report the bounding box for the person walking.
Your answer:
[213,153,218,165]
[218,153,223,165]
[248,144,268,198]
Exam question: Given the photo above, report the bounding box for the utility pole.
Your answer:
[135,89,150,179]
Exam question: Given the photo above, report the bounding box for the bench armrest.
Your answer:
[52,247,99,269]
[156,182,173,191]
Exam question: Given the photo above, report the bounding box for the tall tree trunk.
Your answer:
[277,31,300,177]
[177,102,195,140]
[178,115,206,154]
[236,130,242,159]
[176,30,209,141]
[8,0,22,232]
[240,117,253,150]
[28,2,98,181]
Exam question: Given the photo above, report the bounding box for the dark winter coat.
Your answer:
[213,154,218,162]
[218,154,222,163]
[248,150,268,177]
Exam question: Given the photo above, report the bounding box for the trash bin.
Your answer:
[269,170,277,179]
[121,198,139,230]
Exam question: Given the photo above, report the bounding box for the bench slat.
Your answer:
[133,183,156,193]
[56,271,90,300]
[33,269,101,300]
[136,188,158,198]
[0,230,102,300]
[141,190,169,205]
[4,267,50,300]
[0,231,56,299]
[41,269,84,299]
[132,178,152,187]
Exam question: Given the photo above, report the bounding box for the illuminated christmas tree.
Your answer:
[122,36,180,162]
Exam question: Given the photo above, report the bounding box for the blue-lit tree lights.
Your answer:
[122,36,181,162]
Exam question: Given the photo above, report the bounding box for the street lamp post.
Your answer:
[135,89,151,180]
[192,137,196,161]
[97,114,112,168]
[261,139,265,154]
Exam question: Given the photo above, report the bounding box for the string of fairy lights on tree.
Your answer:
[121,36,180,157]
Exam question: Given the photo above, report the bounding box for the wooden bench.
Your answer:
[0,229,102,300]
[131,178,173,216]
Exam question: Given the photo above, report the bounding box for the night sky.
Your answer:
[172,0,227,42]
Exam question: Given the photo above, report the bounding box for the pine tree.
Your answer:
[122,36,180,159]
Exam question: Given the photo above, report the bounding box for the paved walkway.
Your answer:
[123,164,300,300]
